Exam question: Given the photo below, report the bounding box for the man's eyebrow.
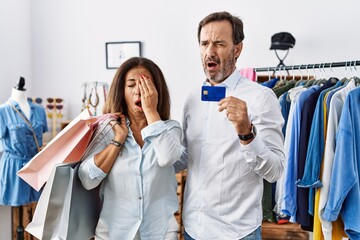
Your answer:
[201,39,225,44]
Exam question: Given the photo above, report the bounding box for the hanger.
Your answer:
[316,63,329,85]
[312,64,317,80]
[340,61,349,84]
[351,61,360,86]
[314,63,323,84]
[322,63,326,79]
[295,65,307,86]
[299,65,306,82]
[291,65,296,81]
[347,61,360,86]
[306,64,310,80]
[303,65,316,87]
[278,66,288,86]
[328,62,334,77]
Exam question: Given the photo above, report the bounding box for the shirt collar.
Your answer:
[7,97,35,110]
[204,68,241,91]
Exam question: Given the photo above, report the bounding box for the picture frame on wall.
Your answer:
[105,41,142,69]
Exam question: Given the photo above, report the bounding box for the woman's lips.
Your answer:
[135,99,142,109]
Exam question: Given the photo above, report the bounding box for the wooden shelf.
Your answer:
[262,221,309,239]
[12,203,38,240]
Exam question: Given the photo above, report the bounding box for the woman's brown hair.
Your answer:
[103,57,171,120]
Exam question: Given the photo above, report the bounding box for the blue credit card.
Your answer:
[201,86,226,101]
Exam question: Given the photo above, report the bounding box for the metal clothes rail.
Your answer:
[254,60,360,72]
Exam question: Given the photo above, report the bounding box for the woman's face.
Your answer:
[124,66,152,117]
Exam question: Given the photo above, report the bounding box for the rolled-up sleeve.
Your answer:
[78,126,109,190]
[142,120,185,167]
[241,88,285,183]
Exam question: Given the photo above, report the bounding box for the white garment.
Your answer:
[95,216,179,240]
[133,216,179,240]
[178,70,285,240]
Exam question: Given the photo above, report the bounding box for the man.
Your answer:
[175,11,285,240]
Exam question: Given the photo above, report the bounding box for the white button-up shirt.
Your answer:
[175,69,285,239]
[79,119,183,240]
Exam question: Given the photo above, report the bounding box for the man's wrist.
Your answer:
[110,139,123,147]
[238,124,256,141]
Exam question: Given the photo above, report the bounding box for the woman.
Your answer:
[79,57,183,240]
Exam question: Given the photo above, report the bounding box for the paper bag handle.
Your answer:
[80,114,120,161]
[88,113,118,129]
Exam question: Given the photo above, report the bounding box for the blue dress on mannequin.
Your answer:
[0,82,48,206]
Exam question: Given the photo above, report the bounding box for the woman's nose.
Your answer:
[134,83,140,95]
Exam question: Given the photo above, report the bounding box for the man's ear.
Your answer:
[234,42,243,59]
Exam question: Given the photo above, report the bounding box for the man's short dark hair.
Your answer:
[197,11,245,45]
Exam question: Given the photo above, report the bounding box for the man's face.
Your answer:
[199,20,242,85]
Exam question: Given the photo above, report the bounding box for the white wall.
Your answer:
[1,0,360,122]
[0,12,33,233]
[0,0,32,102]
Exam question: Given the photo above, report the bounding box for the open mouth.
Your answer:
[207,60,219,70]
[208,62,217,67]
[135,99,142,108]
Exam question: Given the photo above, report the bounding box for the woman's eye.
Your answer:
[127,84,136,88]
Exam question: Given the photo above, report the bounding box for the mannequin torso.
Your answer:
[10,88,30,119]
[0,77,47,207]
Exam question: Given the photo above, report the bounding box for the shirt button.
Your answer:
[138,197,142,200]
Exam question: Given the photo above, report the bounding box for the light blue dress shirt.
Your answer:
[176,70,285,239]
[79,119,183,240]
[323,87,360,240]
[0,99,48,206]
[279,92,291,137]
[282,85,319,221]
[319,79,357,239]
[296,81,342,215]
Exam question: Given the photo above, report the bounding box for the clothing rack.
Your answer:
[254,60,360,72]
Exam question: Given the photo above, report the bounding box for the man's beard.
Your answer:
[204,54,236,84]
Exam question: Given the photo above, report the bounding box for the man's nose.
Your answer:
[205,43,216,57]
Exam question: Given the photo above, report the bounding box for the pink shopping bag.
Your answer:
[17,109,114,191]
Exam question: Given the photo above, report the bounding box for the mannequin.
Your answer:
[0,77,48,240]
[10,77,30,119]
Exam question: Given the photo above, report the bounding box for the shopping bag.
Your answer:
[25,117,114,239]
[25,162,101,240]
[17,109,99,191]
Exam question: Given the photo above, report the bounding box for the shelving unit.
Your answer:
[175,170,186,240]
